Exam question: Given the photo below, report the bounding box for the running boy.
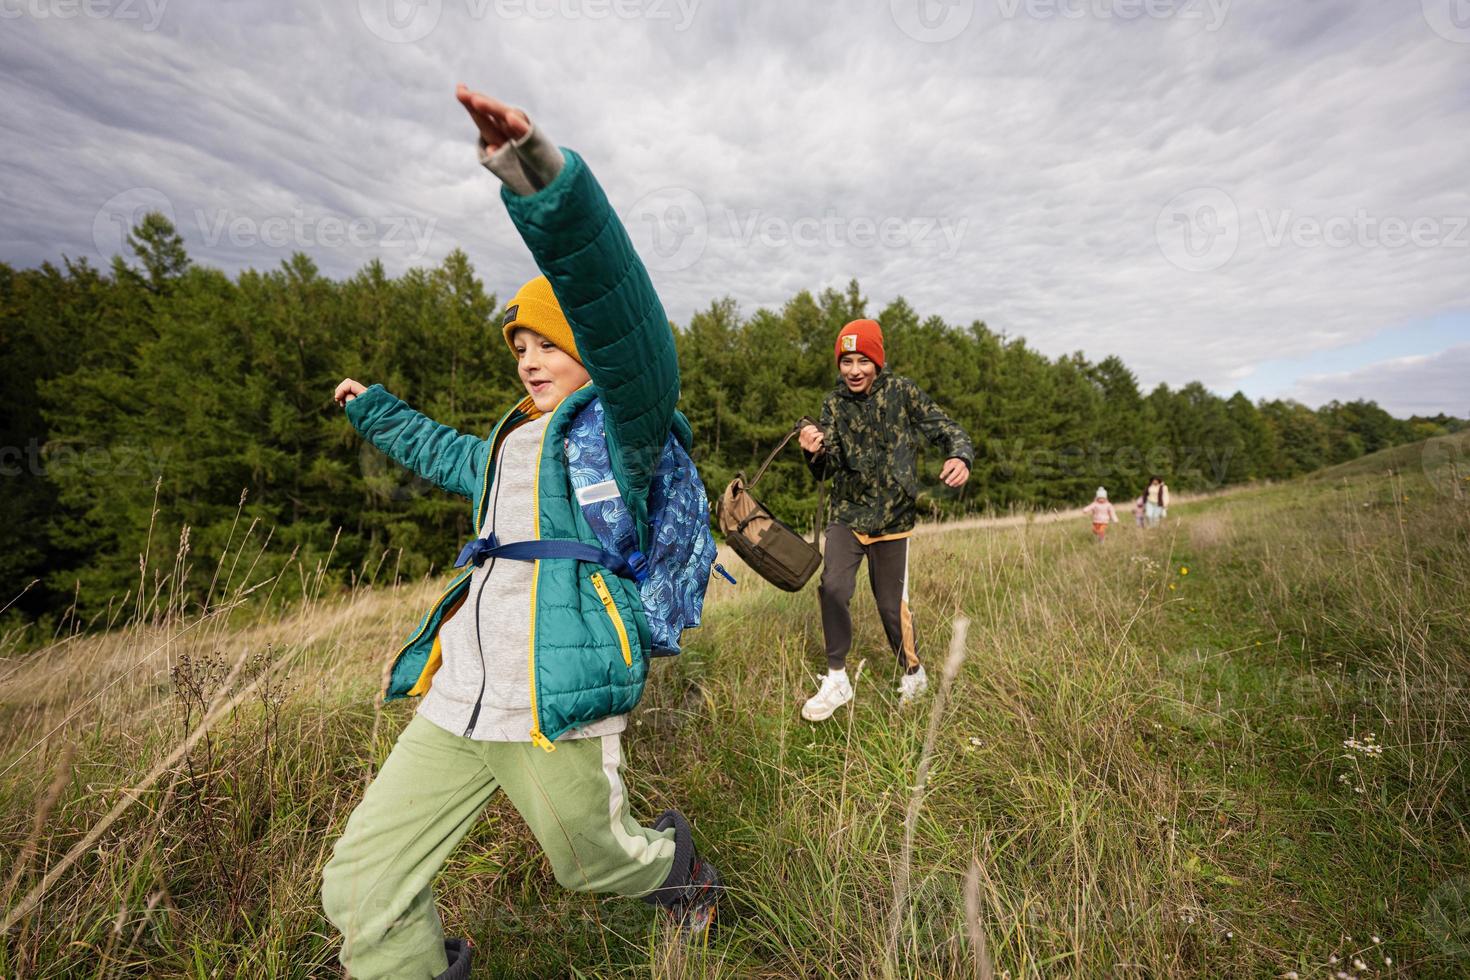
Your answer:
[1081,487,1118,542]
[798,318,973,722]
[320,86,719,979]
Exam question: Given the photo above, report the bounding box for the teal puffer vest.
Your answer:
[346,147,682,747]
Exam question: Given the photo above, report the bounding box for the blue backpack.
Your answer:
[455,397,731,656]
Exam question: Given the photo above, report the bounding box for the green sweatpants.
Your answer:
[321,714,677,979]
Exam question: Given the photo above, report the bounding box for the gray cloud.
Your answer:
[1290,343,1470,418]
[1,0,1467,406]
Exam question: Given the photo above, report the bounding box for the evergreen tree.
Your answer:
[1225,392,1273,482]
[2,214,1454,638]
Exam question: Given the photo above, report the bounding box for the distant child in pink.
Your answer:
[1082,487,1118,542]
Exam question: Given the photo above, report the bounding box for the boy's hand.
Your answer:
[940,458,970,488]
[455,84,530,153]
[334,378,367,407]
[798,424,825,455]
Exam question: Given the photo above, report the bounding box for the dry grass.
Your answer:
[1,434,1468,977]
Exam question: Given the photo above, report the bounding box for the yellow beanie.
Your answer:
[501,275,580,363]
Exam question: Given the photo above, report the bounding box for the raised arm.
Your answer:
[458,86,678,544]
[338,381,489,501]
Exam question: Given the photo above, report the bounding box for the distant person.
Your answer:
[1081,487,1118,542]
[322,87,720,980]
[797,318,974,722]
[1144,476,1170,527]
[1133,493,1147,528]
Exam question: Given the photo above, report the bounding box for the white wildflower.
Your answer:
[1343,736,1384,757]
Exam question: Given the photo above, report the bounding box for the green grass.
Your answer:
[2,433,1468,978]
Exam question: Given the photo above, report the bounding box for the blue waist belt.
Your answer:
[454,532,649,584]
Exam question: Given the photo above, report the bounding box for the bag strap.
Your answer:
[743,416,829,548]
[813,472,825,548]
[793,414,827,547]
[747,421,805,490]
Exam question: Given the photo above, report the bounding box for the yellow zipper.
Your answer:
[527,404,557,752]
[590,572,633,667]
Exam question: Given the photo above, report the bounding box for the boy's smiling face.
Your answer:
[511,327,590,413]
[839,353,879,395]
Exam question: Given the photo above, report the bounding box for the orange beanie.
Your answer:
[835,318,885,369]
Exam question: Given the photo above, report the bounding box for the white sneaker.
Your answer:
[898,666,929,706]
[801,671,854,722]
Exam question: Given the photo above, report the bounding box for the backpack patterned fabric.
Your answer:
[564,398,716,655]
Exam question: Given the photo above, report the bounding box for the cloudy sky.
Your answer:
[2,0,1467,416]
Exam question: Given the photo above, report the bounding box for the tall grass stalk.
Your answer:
[886,615,969,976]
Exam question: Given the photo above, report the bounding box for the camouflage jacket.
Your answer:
[805,372,974,536]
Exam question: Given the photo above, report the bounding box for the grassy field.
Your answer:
[2,432,1468,978]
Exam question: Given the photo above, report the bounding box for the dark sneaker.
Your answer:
[644,809,724,941]
[668,851,722,939]
[436,937,472,979]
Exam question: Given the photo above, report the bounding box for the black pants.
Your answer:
[818,523,920,674]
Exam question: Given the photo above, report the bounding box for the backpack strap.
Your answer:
[455,532,649,583]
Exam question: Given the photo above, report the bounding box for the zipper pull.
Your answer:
[530,731,557,753]
[713,562,737,585]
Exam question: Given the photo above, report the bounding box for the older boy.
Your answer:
[798,318,973,721]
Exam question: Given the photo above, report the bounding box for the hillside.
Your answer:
[1,432,1467,978]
